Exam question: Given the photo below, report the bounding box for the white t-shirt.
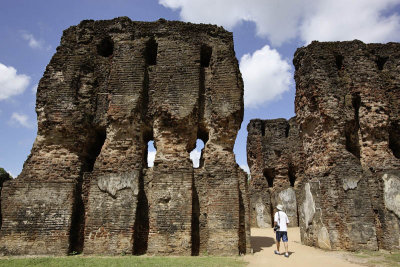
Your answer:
[274,211,289,232]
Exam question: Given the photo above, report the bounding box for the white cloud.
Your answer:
[32,84,38,94]
[299,0,400,44]
[240,45,292,108]
[0,63,30,101]
[21,32,51,51]
[10,112,32,128]
[160,0,400,45]
[147,151,156,167]
[21,32,43,49]
[190,149,201,168]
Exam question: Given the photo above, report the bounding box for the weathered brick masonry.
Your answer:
[0,17,250,256]
[294,41,400,251]
[247,118,305,228]
[0,169,11,232]
[246,40,399,252]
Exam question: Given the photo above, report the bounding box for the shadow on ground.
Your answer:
[251,236,275,253]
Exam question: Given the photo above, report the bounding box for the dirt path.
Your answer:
[244,228,363,267]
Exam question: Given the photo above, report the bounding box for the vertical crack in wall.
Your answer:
[69,129,106,254]
[191,176,200,256]
[198,44,211,131]
[345,93,361,159]
[132,171,149,255]
[132,39,156,254]
[190,44,212,254]
[269,200,274,229]
[373,208,384,248]
[238,189,246,255]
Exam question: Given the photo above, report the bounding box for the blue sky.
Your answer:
[1,0,400,177]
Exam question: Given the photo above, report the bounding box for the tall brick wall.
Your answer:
[247,118,305,228]
[294,40,400,251]
[0,169,11,231]
[0,17,250,256]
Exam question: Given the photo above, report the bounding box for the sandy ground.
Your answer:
[244,228,363,267]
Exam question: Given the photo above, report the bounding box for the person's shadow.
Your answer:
[251,236,276,253]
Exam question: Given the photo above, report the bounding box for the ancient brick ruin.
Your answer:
[0,17,250,256]
[294,41,400,251]
[247,118,305,228]
[248,40,399,252]
[0,169,11,231]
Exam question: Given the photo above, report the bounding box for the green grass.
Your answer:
[0,255,246,267]
[351,250,400,266]
[384,252,400,264]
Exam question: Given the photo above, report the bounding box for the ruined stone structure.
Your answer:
[246,40,399,252]
[247,118,305,228]
[0,169,11,231]
[294,41,400,251]
[0,17,250,256]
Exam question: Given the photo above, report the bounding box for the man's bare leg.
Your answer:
[283,241,288,254]
[275,240,280,253]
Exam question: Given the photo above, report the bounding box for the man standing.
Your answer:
[274,204,290,257]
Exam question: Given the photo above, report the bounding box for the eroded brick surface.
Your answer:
[294,41,400,251]
[0,17,250,256]
[247,118,305,228]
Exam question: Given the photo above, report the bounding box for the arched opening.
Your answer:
[285,123,290,138]
[263,168,275,188]
[335,54,344,70]
[191,129,208,255]
[190,139,204,168]
[288,162,296,187]
[97,37,114,57]
[376,56,388,71]
[146,140,156,168]
[345,94,361,159]
[132,132,153,255]
[200,44,212,67]
[261,122,265,137]
[144,37,158,66]
[389,122,400,159]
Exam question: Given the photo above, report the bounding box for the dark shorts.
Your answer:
[276,231,288,242]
